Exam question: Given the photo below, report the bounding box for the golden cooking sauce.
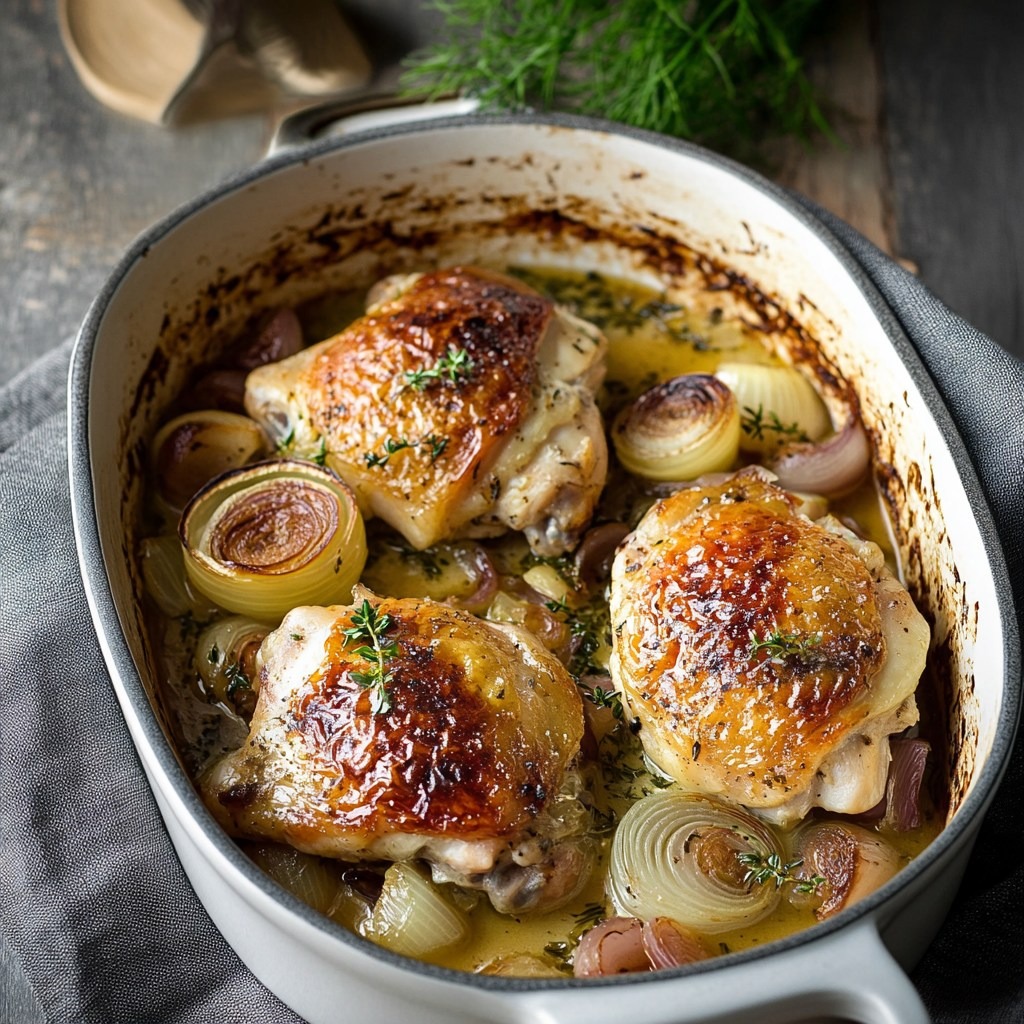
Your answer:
[143,265,940,978]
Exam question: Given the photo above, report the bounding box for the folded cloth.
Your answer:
[0,341,302,1024]
[0,215,1021,1023]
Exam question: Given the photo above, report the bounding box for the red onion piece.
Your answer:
[228,308,304,371]
[448,545,499,612]
[769,415,871,498]
[574,522,630,588]
[573,917,649,978]
[183,369,249,413]
[883,737,930,831]
[641,917,708,969]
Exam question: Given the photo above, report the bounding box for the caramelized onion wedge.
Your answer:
[180,460,366,619]
[793,821,900,919]
[769,415,871,498]
[608,791,784,933]
[227,307,304,370]
[151,410,269,511]
[641,917,709,969]
[883,737,930,831]
[574,917,649,977]
[612,374,740,481]
[574,916,707,977]
[363,862,468,958]
[194,615,270,720]
[574,522,630,589]
[716,361,831,456]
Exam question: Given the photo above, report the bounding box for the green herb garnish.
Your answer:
[586,684,624,721]
[364,434,450,468]
[312,436,328,466]
[738,851,825,894]
[223,662,250,697]
[275,426,296,455]
[740,404,810,443]
[543,902,608,972]
[748,629,821,662]
[403,0,831,161]
[423,433,449,462]
[363,437,416,468]
[404,346,475,390]
[342,599,400,714]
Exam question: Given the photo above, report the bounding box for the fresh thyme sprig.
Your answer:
[749,629,821,662]
[740,404,810,443]
[364,434,450,468]
[402,0,831,161]
[585,682,624,721]
[342,599,399,715]
[364,437,414,468]
[738,851,825,895]
[404,346,475,390]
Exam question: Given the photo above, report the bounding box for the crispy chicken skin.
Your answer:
[244,266,608,554]
[609,471,929,823]
[200,592,587,908]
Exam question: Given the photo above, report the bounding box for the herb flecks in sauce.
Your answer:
[142,266,939,977]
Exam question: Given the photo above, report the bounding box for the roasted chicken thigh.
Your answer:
[200,591,589,913]
[244,266,608,555]
[609,471,929,824]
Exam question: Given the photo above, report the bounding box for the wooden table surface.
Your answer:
[3,0,1023,389]
[2,1,1022,1022]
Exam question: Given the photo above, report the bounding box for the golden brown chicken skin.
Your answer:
[201,593,586,886]
[244,266,608,553]
[305,267,542,515]
[609,472,927,821]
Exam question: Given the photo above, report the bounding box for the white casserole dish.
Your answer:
[68,113,1021,1024]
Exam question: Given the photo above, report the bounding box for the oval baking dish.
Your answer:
[68,113,1020,1024]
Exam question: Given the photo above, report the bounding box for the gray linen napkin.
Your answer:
[0,342,302,1024]
[1,216,1022,1023]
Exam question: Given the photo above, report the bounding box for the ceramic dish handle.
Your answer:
[268,92,480,154]
[514,919,928,1024]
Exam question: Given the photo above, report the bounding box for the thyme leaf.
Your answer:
[342,599,399,714]
[748,629,821,662]
[740,403,810,443]
[363,437,415,468]
[224,662,250,697]
[404,346,475,390]
[738,851,825,894]
[363,434,451,468]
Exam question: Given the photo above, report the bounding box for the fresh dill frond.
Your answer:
[402,0,832,160]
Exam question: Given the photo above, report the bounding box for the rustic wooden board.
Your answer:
[878,0,1024,360]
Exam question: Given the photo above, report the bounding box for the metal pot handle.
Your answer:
[508,919,929,1024]
[268,92,480,155]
